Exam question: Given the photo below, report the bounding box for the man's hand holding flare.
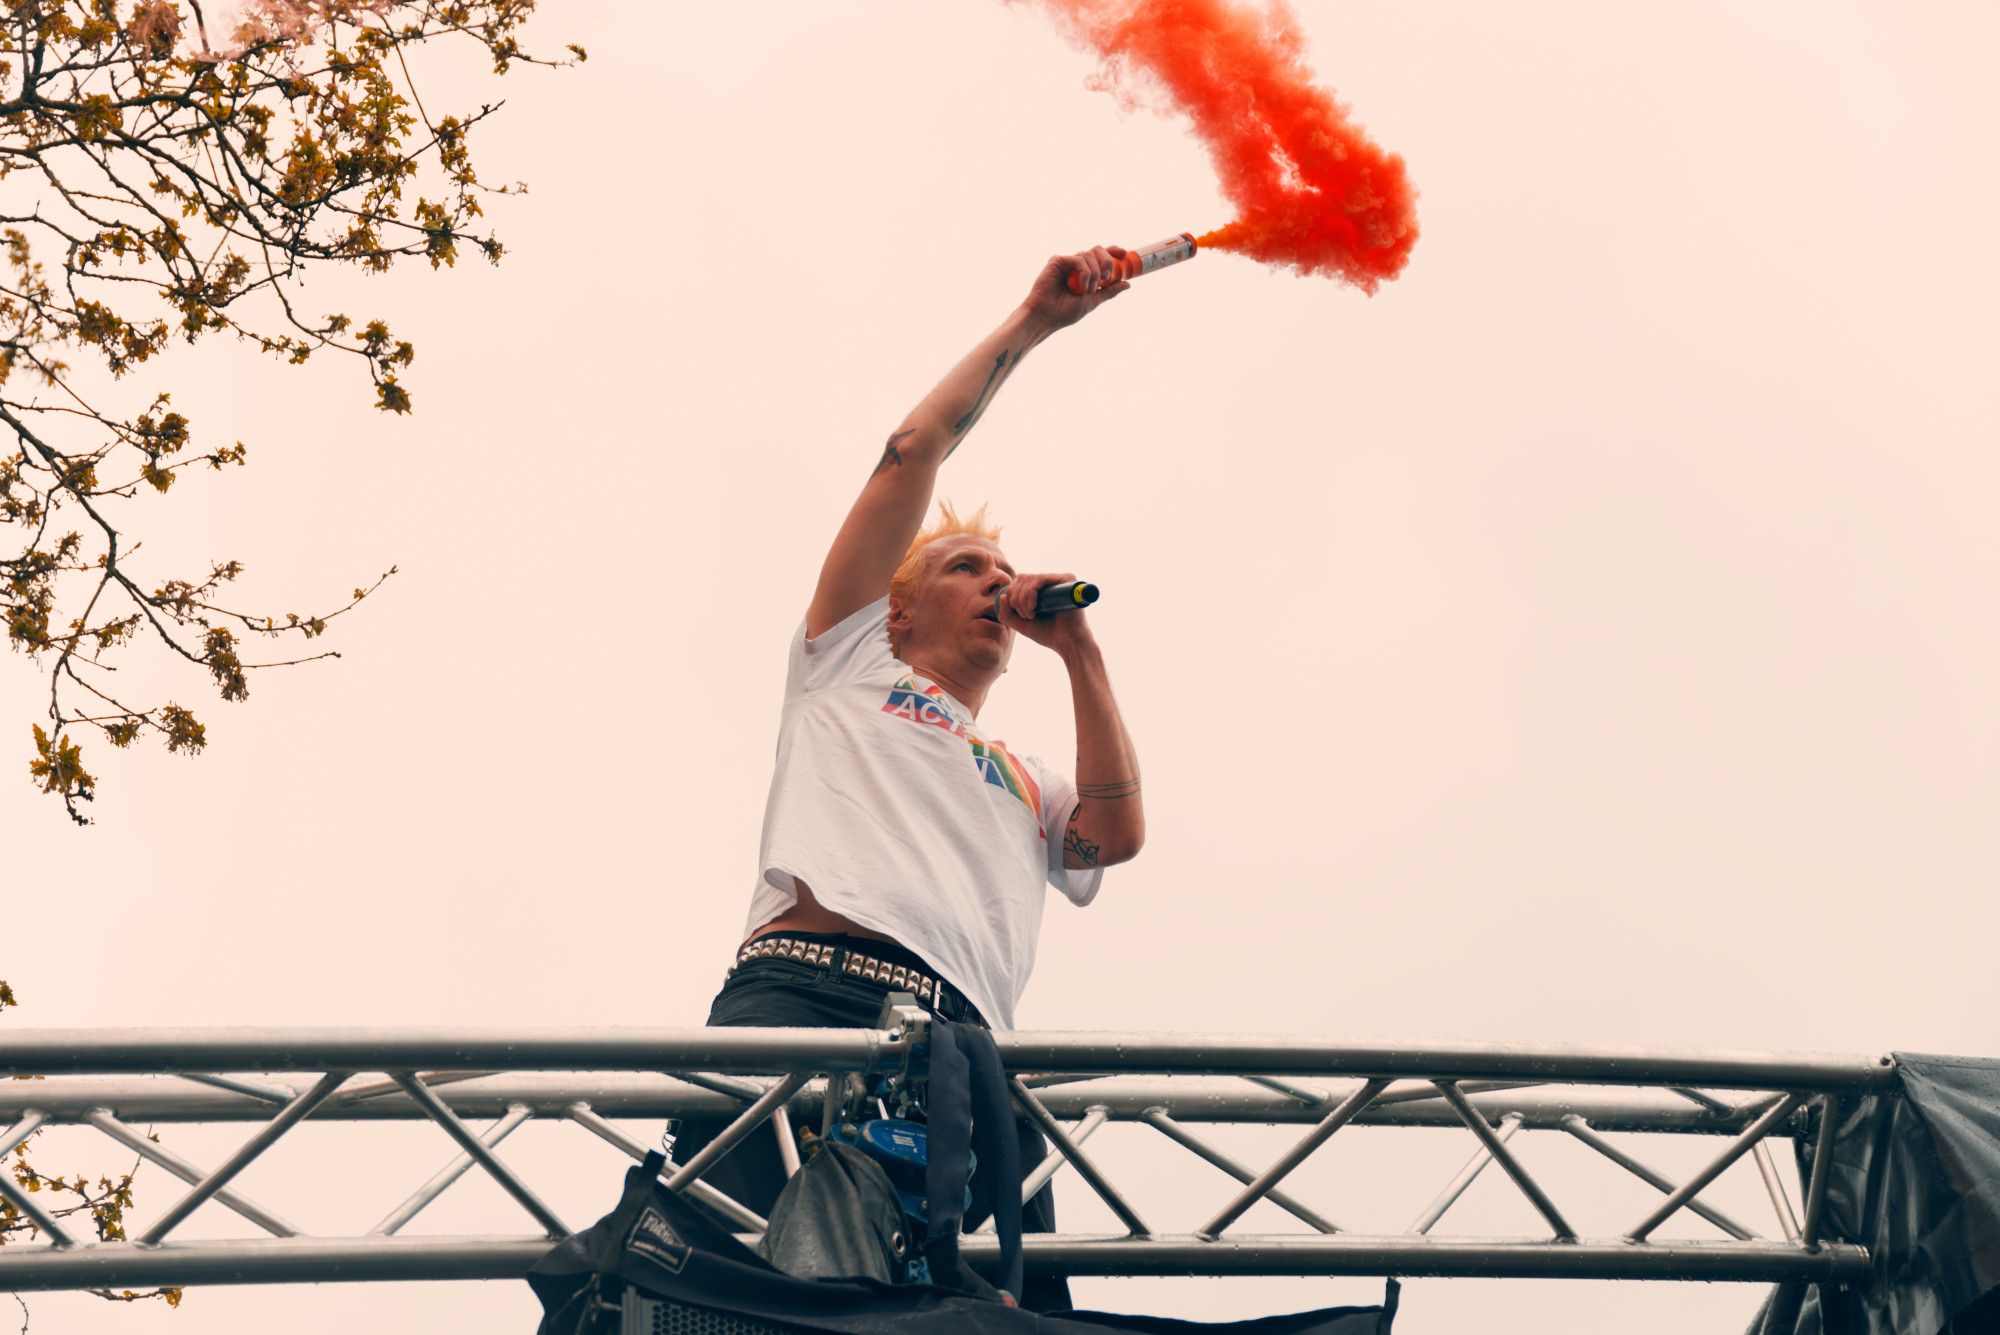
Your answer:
[1021,245,1131,335]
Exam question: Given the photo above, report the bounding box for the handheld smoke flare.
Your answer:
[1025,0,1419,293]
[1067,234,1197,294]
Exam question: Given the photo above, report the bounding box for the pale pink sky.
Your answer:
[6,2,1997,1330]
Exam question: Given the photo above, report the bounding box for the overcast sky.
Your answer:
[6,2,1998,1331]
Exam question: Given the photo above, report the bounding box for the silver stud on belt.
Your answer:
[736,937,936,1003]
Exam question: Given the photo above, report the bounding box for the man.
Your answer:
[672,246,1147,1301]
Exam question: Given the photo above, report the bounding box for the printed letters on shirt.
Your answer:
[882,675,1044,833]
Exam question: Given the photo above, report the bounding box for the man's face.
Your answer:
[890,535,1016,675]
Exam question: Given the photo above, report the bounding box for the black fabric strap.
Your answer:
[923,1023,975,1286]
[961,1025,1023,1299]
[923,1021,1023,1303]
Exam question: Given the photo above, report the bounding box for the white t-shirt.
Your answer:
[743,595,1103,1029]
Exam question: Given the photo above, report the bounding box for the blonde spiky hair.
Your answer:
[888,500,1003,656]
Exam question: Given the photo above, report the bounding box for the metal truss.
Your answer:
[0,1018,1895,1292]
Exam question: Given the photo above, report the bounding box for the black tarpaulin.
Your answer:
[1748,1053,2000,1335]
[529,1152,1397,1335]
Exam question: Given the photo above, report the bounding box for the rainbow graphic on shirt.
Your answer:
[881,677,969,740]
[882,675,1043,830]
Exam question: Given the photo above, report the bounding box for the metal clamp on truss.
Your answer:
[875,990,932,1064]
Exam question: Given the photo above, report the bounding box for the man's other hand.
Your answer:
[997,571,1096,656]
[1021,246,1130,334]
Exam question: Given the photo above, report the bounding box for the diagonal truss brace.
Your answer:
[139,1071,349,1245]
[563,1102,769,1233]
[1436,1081,1576,1241]
[370,1104,533,1237]
[1144,1108,1341,1234]
[389,1073,567,1239]
[1013,1078,1150,1237]
[1200,1077,1390,1239]
[88,1109,301,1238]
[0,1111,77,1247]
[1558,1114,1757,1240]
[1627,1092,1807,1242]
[665,1073,810,1193]
[1407,1111,1524,1234]
[1673,1085,1801,1239]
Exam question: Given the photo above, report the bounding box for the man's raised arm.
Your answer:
[805,246,1131,639]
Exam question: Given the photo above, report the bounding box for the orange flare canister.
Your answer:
[1066,233,1197,294]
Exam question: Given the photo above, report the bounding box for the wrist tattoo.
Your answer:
[871,428,915,477]
[1063,806,1101,867]
[1078,778,1140,799]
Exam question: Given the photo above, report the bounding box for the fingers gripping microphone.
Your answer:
[996,581,1100,620]
[1067,234,1197,294]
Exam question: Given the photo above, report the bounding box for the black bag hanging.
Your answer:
[529,1147,1401,1335]
[755,1139,911,1285]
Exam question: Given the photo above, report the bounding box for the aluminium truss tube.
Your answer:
[1012,1078,1150,1237]
[390,1073,568,1239]
[1020,1106,1109,1202]
[1626,1092,1808,1242]
[1556,1115,1757,1241]
[665,1072,811,1193]
[1755,1142,1803,1241]
[0,1077,1805,1133]
[676,1071,766,1101]
[771,1105,802,1178]
[1199,1077,1390,1239]
[1245,1075,1333,1106]
[338,1071,499,1105]
[1248,1076,1540,1111]
[0,1232,1875,1290]
[370,1104,533,1236]
[138,1070,348,1245]
[1799,1096,1841,1249]
[0,1028,1898,1091]
[561,1103,767,1233]
[1407,1112,1523,1235]
[1667,1086,1733,1113]
[176,1073,297,1105]
[1436,1082,1576,1241]
[87,1109,301,1237]
[0,1111,76,1247]
[0,1111,49,1160]
[1142,1108,1340,1234]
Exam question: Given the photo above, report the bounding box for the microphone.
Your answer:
[995,581,1100,619]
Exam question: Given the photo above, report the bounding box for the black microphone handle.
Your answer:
[995,580,1100,619]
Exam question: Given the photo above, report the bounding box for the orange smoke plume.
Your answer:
[1024,0,1418,293]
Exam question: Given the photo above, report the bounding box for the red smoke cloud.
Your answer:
[1024,0,1418,292]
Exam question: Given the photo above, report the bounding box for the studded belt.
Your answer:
[732,934,986,1026]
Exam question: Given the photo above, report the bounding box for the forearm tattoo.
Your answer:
[1064,806,1101,867]
[871,427,915,477]
[1077,778,1141,799]
[952,350,1011,436]
[946,347,1026,455]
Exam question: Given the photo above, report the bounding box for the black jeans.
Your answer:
[673,934,1070,1310]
